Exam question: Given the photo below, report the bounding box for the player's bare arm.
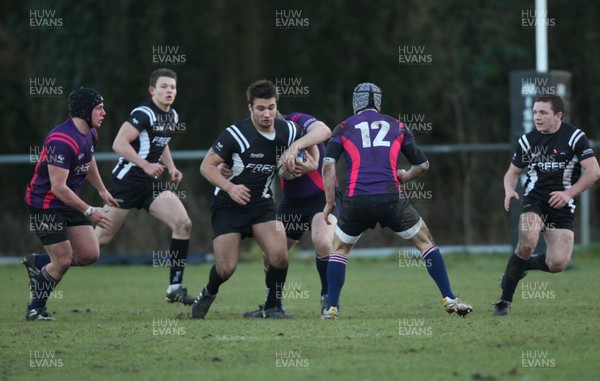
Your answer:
[86,157,119,208]
[48,165,112,228]
[549,156,600,209]
[113,121,165,177]
[397,161,429,183]
[503,163,523,212]
[160,145,182,183]
[200,148,250,205]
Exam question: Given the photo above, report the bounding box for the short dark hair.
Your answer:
[534,94,564,117]
[149,68,177,87]
[246,79,278,105]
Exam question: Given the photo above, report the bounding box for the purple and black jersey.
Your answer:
[325,110,415,197]
[25,117,98,209]
[280,112,327,200]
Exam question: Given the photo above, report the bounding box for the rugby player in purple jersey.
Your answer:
[321,82,472,320]
[23,88,118,320]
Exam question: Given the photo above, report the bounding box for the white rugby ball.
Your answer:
[277,150,306,180]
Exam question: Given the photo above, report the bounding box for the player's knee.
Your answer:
[77,252,100,266]
[54,256,73,272]
[217,264,236,280]
[173,216,192,236]
[515,242,535,258]
[313,240,332,257]
[268,252,288,268]
[96,232,112,247]
[547,257,569,273]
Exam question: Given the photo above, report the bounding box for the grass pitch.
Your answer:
[1,250,599,381]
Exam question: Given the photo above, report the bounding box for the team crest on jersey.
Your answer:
[152,123,172,133]
[73,162,91,175]
[78,153,85,160]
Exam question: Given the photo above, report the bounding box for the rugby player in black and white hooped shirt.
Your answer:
[494,94,600,315]
[192,79,312,319]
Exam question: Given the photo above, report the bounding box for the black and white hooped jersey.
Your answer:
[512,122,595,202]
[211,117,303,204]
[112,100,179,182]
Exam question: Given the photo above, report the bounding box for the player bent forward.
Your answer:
[321,82,472,320]
[493,94,600,315]
[23,88,118,320]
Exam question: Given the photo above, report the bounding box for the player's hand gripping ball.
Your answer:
[277,149,306,180]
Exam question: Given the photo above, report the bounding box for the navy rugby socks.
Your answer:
[326,253,347,308]
[29,265,59,310]
[33,253,82,267]
[315,254,329,296]
[422,246,455,299]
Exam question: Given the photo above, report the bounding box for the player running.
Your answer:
[240,111,341,318]
[192,79,307,319]
[494,94,600,315]
[24,69,195,306]
[23,88,118,320]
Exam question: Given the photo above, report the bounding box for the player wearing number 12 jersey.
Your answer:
[321,82,472,320]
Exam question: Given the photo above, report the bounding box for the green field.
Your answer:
[1,251,599,381]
